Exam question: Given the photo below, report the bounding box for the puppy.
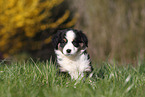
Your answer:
[52,28,93,80]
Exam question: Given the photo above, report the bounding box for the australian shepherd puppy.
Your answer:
[52,28,93,80]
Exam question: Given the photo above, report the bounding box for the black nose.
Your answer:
[66,49,71,53]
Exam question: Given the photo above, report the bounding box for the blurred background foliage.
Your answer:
[72,0,145,64]
[0,0,76,59]
[0,0,145,64]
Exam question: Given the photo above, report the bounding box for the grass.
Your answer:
[0,59,145,97]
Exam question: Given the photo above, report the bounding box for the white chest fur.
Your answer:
[55,50,91,80]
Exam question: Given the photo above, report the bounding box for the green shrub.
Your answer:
[0,0,76,58]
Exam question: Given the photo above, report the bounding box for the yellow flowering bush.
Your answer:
[0,0,76,57]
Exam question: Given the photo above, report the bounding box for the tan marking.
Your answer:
[63,38,67,42]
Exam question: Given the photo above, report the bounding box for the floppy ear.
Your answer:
[52,30,62,49]
[78,30,88,48]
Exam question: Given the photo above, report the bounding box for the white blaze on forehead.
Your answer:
[65,30,76,41]
[63,30,78,56]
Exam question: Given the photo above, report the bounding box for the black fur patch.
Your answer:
[52,28,88,49]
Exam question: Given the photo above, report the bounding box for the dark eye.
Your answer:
[59,39,67,48]
[72,41,79,47]
[61,39,67,43]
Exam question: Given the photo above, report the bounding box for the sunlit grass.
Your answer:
[0,59,145,97]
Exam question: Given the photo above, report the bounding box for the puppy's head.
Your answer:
[52,29,88,56]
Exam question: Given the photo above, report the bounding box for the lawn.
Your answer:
[0,59,145,97]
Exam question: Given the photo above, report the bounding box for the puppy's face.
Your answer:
[52,29,88,56]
